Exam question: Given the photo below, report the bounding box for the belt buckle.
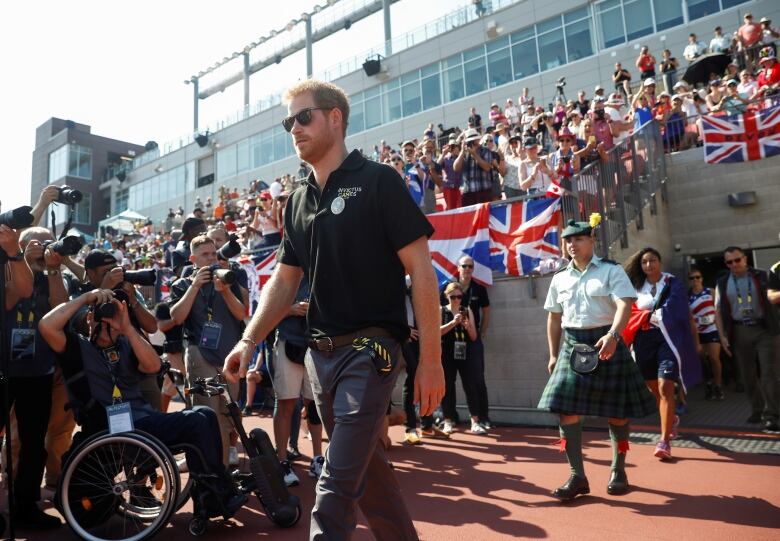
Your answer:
[324,336,334,353]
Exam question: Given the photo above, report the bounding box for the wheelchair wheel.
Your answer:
[60,432,178,541]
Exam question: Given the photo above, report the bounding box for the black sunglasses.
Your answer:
[448,295,463,299]
[725,257,744,266]
[282,107,331,132]
[460,264,474,269]
[688,275,702,280]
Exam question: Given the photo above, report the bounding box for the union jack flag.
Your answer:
[701,102,780,164]
[239,247,278,312]
[427,203,493,288]
[489,198,562,276]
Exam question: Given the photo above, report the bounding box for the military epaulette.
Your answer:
[554,265,569,275]
[601,258,619,265]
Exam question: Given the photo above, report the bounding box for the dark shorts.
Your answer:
[634,328,679,381]
[699,331,720,344]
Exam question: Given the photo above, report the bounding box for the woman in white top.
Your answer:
[251,190,282,247]
[502,135,524,198]
[519,138,556,194]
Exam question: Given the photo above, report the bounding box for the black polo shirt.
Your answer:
[278,149,434,341]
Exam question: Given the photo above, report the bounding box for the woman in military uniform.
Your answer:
[538,216,656,500]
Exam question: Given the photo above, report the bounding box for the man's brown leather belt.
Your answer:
[308,327,394,353]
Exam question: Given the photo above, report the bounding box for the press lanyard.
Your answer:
[731,274,752,305]
[199,281,217,321]
[16,290,39,329]
[101,348,123,404]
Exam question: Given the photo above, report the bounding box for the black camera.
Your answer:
[208,264,235,285]
[56,185,83,205]
[562,155,572,163]
[0,206,34,229]
[123,268,157,286]
[43,235,84,257]
[94,289,130,322]
[217,234,241,261]
[459,305,468,315]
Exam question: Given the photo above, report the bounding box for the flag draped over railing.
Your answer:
[701,101,780,164]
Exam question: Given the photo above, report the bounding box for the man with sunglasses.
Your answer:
[223,79,444,540]
[714,247,780,433]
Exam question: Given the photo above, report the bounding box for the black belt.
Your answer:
[734,319,763,327]
[308,327,394,353]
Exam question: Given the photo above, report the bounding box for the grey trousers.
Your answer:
[305,337,418,541]
[733,325,780,421]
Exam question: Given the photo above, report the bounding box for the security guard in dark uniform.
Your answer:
[224,80,444,541]
[538,217,655,500]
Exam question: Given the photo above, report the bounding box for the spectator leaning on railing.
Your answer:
[683,33,708,64]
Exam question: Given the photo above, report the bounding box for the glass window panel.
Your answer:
[68,148,79,177]
[536,16,562,34]
[236,140,250,173]
[217,145,237,180]
[721,0,749,7]
[383,78,399,91]
[401,82,422,116]
[49,145,68,183]
[463,46,484,62]
[349,91,363,103]
[485,35,510,53]
[75,193,91,224]
[652,0,683,31]
[383,88,402,122]
[565,18,594,62]
[365,96,382,129]
[274,131,287,161]
[443,66,465,102]
[421,74,442,109]
[564,6,590,23]
[349,100,365,135]
[185,163,195,193]
[487,48,512,88]
[511,27,534,43]
[364,85,380,98]
[443,53,462,69]
[624,0,653,41]
[537,31,566,71]
[421,63,439,77]
[598,3,625,48]
[400,71,419,85]
[260,131,273,165]
[463,57,487,95]
[250,135,262,168]
[78,147,92,178]
[512,39,539,79]
[687,0,719,21]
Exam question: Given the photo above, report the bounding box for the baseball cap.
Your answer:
[522,137,538,148]
[401,140,415,149]
[673,81,688,90]
[594,85,604,92]
[84,249,118,270]
[643,78,657,87]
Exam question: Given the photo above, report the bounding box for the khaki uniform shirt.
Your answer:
[544,256,636,329]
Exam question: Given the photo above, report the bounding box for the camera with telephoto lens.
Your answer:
[56,185,83,205]
[208,264,235,285]
[217,234,241,260]
[123,268,157,286]
[0,206,34,229]
[562,155,572,164]
[94,289,130,322]
[42,235,84,257]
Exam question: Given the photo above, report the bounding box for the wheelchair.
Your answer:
[56,369,301,540]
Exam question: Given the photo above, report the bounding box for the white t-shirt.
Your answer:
[636,272,672,326]
[606,107,628,144]
[738,80,758,100]
[681,97,698,124]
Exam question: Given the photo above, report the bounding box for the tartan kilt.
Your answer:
[538,326,656,419]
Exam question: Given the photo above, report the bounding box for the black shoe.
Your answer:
[13,505,62,530]
[704,382,713,401]
[713,385,725,401]
[242,406,252,416]
[606,470,629,495]
[746,412,763,424]
[552,474,590,501]
[222,492,248,519]
[763,420,779,433]
[286,446,302,461]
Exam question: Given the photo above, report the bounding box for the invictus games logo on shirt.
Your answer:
[337,187,362,199]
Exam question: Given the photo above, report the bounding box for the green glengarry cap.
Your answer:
[561,219,593,238]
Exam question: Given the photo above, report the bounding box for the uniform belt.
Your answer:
[308,327,394,353]
[734,319,763,327]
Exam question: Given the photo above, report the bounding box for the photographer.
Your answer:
[206,226,250,308]
[169,235,246,466]
[418,138,444,214]
[1,226,61,529]
[453,128,493,206]
[28,185,86,281]
[171,217,207,276]
[37,290,246,517]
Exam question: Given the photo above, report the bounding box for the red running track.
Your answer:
[21,415,780,541]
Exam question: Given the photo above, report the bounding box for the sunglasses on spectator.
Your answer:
[725,256,744,266]
[448,294,463,299]
[460,264,474,268]
[282,107,331,132]
[688,275,702,280]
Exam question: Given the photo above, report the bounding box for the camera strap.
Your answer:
[198,281,217,322]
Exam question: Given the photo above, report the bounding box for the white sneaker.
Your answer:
[442,420,454,435]
[281,460,300,487]
[228,446,239,466]
[470,422,487,435]
[309,455,325,478]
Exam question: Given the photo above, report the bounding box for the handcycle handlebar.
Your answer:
[185,375,227,398]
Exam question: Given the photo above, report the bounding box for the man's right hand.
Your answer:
[289,301,308,317]
[223,339,254,384]
[192,266,212,289]
[38,186,61,207]
[86,288,115,306]
[100,267,124,289]
[720,336,732,357]
[23,240,45,266]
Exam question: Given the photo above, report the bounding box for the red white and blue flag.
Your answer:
[701,102,780,164]
[427,203,493,288]
[489,197,562,277]
[239,247,278,310]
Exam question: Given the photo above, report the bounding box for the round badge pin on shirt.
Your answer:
[331,196,346,215]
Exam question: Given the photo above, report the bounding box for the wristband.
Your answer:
[7,250,24,261]
[44,269,61,276]
[241,337,258,348]
[608,330,621,342]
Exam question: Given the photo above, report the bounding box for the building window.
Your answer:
[487,40,513,88]
[349,99,365,135]
[364,86,382,129]
[623,0,653,42]
[511,28,538,79]
[687,0,720,21]
[401,79,422,116]
[114,189,128,214]
[48,143,92,183]
[217,145,237,180]
[463,46,487,95]
[597,0,626,48]
[564,7,594,62]
[653,0,683,31]
[420,64,442,110]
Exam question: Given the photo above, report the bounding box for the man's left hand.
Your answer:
[103,299,132,335]
[414,360,445,416]
[595,334,618,360]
